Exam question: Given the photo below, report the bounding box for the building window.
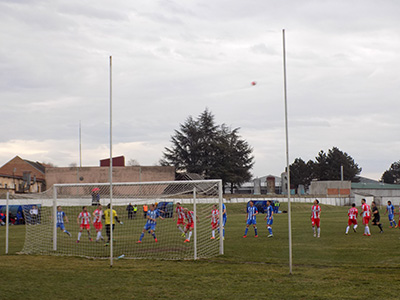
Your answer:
[4,184,7,188]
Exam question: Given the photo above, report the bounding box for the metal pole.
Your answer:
[53,186,57,251]
[109,55,114,267]
[79,120,82,168]
[6,192,9,254]
[193,187,197,260]
[218,180,224,255]
[341,165,344,181]
[283,29,293,275]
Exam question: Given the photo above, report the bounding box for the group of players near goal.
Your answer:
[55,202,227,245]
[55,197,394,245]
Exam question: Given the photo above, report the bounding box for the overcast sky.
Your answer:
[1,0,399,181]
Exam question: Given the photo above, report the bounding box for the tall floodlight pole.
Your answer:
[77,121,82,187]
[109,56,114,267]
[282,29,293,275]
[79,120,82,168]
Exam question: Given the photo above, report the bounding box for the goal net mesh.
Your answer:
[13,180,223,260]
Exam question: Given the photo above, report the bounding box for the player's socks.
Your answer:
[378,224,383,232]
[152,233,156,239]
[223,229,225,237]
[390,221,393,227]
[268,227,273,235]
[78,232,82,241]
[212,230,215,238]
[139,233,144,241]
[96,232,101,241]
[353,224,358,232]
[394,220,397,226]
[244,228,249,236]
[345,226,350,234]
[178,227,185,234]
[254,227,258,236]
[64,230,71,236]
[188,231,193,241]
[317,228,320,237]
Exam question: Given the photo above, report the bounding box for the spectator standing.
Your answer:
[126,203,134,219]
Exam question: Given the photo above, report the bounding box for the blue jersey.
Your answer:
[146,210,160,225]
[387,204,395,215]
[247,206,258,222]
[222,204,227,219]
[266,206,274,219]
[56,211,66,224]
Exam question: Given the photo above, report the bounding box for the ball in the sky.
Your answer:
[251,81,257,86]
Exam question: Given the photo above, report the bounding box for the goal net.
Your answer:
[13,180,223,260]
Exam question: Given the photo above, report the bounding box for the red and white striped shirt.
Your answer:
[348,207,358,220]
[93,209,103,223]
[362,203,371,217]
[211,209,219,224]
[78,211,91,225]
[311,205,321,219]
[185,211,194,224]
[176,206,185,220]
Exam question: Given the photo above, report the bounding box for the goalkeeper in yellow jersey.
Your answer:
[103,203,123,246]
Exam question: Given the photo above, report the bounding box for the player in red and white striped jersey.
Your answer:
[92,204,104,242]
[174,202,186,237]
[76,206,92,243]
[345,203,358,234]
[361,198,371,236]
[183,208,200,243]
[311,200,321,238]
[207,205,219,239]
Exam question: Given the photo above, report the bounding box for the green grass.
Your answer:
[1,203,400,299]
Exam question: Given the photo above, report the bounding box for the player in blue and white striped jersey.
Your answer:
[243,201,258,238]
[137,204,164,243]
[385,201,397,228]
[264,200,274,238]
[56,206,71,237]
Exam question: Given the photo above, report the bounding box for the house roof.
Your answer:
[0,156,46,180]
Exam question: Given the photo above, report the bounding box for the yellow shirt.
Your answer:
[104,209,118,225]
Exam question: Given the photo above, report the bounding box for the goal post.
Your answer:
[15,179,224,260]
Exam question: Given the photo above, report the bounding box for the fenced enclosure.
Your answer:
[6,180,224,260]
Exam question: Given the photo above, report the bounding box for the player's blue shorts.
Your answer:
[388,214,395,221]
[247,219,256,225]
[144,223,156,231]
[57,223,65,230]
[266,217,273,226]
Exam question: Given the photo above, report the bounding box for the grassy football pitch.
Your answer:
[1,203,400,299]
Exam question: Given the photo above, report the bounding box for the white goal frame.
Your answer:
[15,179,224,261]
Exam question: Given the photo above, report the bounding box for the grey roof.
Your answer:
[352,182,400,190]
[24,160,46,174]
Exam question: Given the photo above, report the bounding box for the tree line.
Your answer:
[158,109,399,192]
